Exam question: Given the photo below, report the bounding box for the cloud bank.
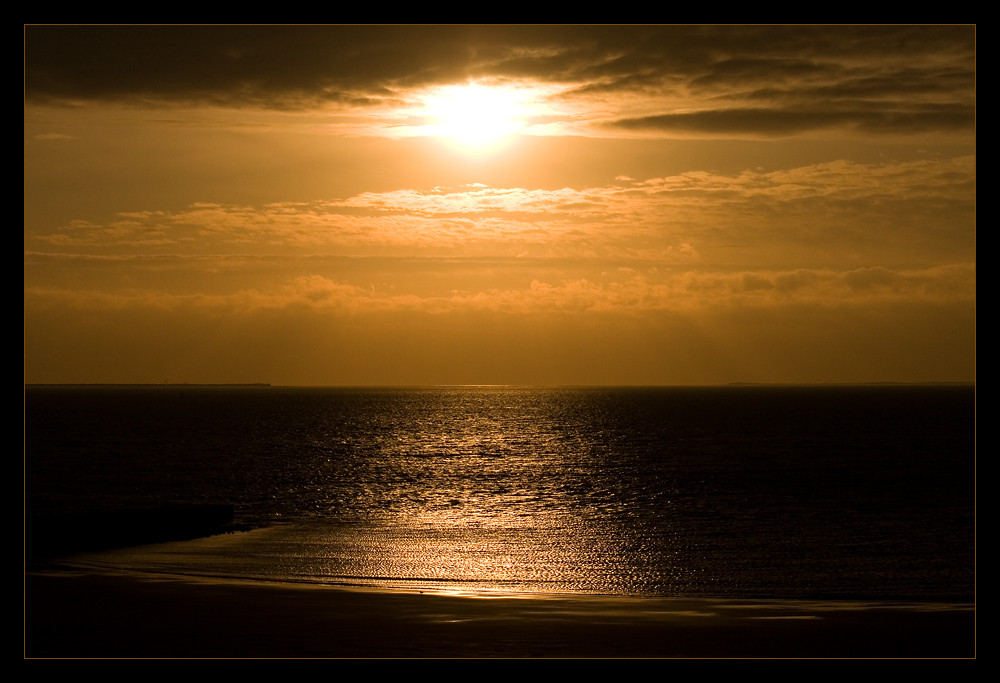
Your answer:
[25,25,976,138]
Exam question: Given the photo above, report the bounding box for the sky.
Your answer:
[24,25,976,386]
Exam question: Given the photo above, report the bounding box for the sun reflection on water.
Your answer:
[34,385,976,600]
[316,387,641,594]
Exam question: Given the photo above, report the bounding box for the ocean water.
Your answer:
[25,385,975,601]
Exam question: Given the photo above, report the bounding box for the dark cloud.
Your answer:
[25,25,976,135]
[610,104,976,137]
[25,25,648,107]
[25,25,472,107]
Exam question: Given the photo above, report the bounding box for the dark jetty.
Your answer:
[27,503,236,560]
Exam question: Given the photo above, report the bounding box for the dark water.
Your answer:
[25,385,975,600]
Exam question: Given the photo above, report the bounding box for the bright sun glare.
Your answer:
[421,83,534,153]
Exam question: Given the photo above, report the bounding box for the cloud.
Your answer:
[25,25,975,138]
[25,263,975,319]
[608,105,976,137]
[26,155,975,269]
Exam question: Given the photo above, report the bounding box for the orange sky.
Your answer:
[24,25,976,385]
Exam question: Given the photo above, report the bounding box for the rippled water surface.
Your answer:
[26,385,975,599]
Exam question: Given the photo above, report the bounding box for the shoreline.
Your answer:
[25,569,975,658]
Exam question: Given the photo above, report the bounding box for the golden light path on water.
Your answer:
[63,388,676,596]
[66,502,650,596]
[38,385,975,602]
[281,389,663,595]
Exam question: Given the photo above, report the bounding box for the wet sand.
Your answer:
[25,570,975,658]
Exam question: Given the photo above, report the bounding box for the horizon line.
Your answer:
[24,380,976,389]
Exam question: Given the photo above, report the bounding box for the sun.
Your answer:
[421,83,533,154]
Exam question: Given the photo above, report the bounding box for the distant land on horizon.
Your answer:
[24,383,273,388]
[24,381,975,388]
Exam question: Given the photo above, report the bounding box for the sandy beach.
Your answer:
[25,569,975,659]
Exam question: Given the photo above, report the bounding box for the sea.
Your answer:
[25,384,975,602]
